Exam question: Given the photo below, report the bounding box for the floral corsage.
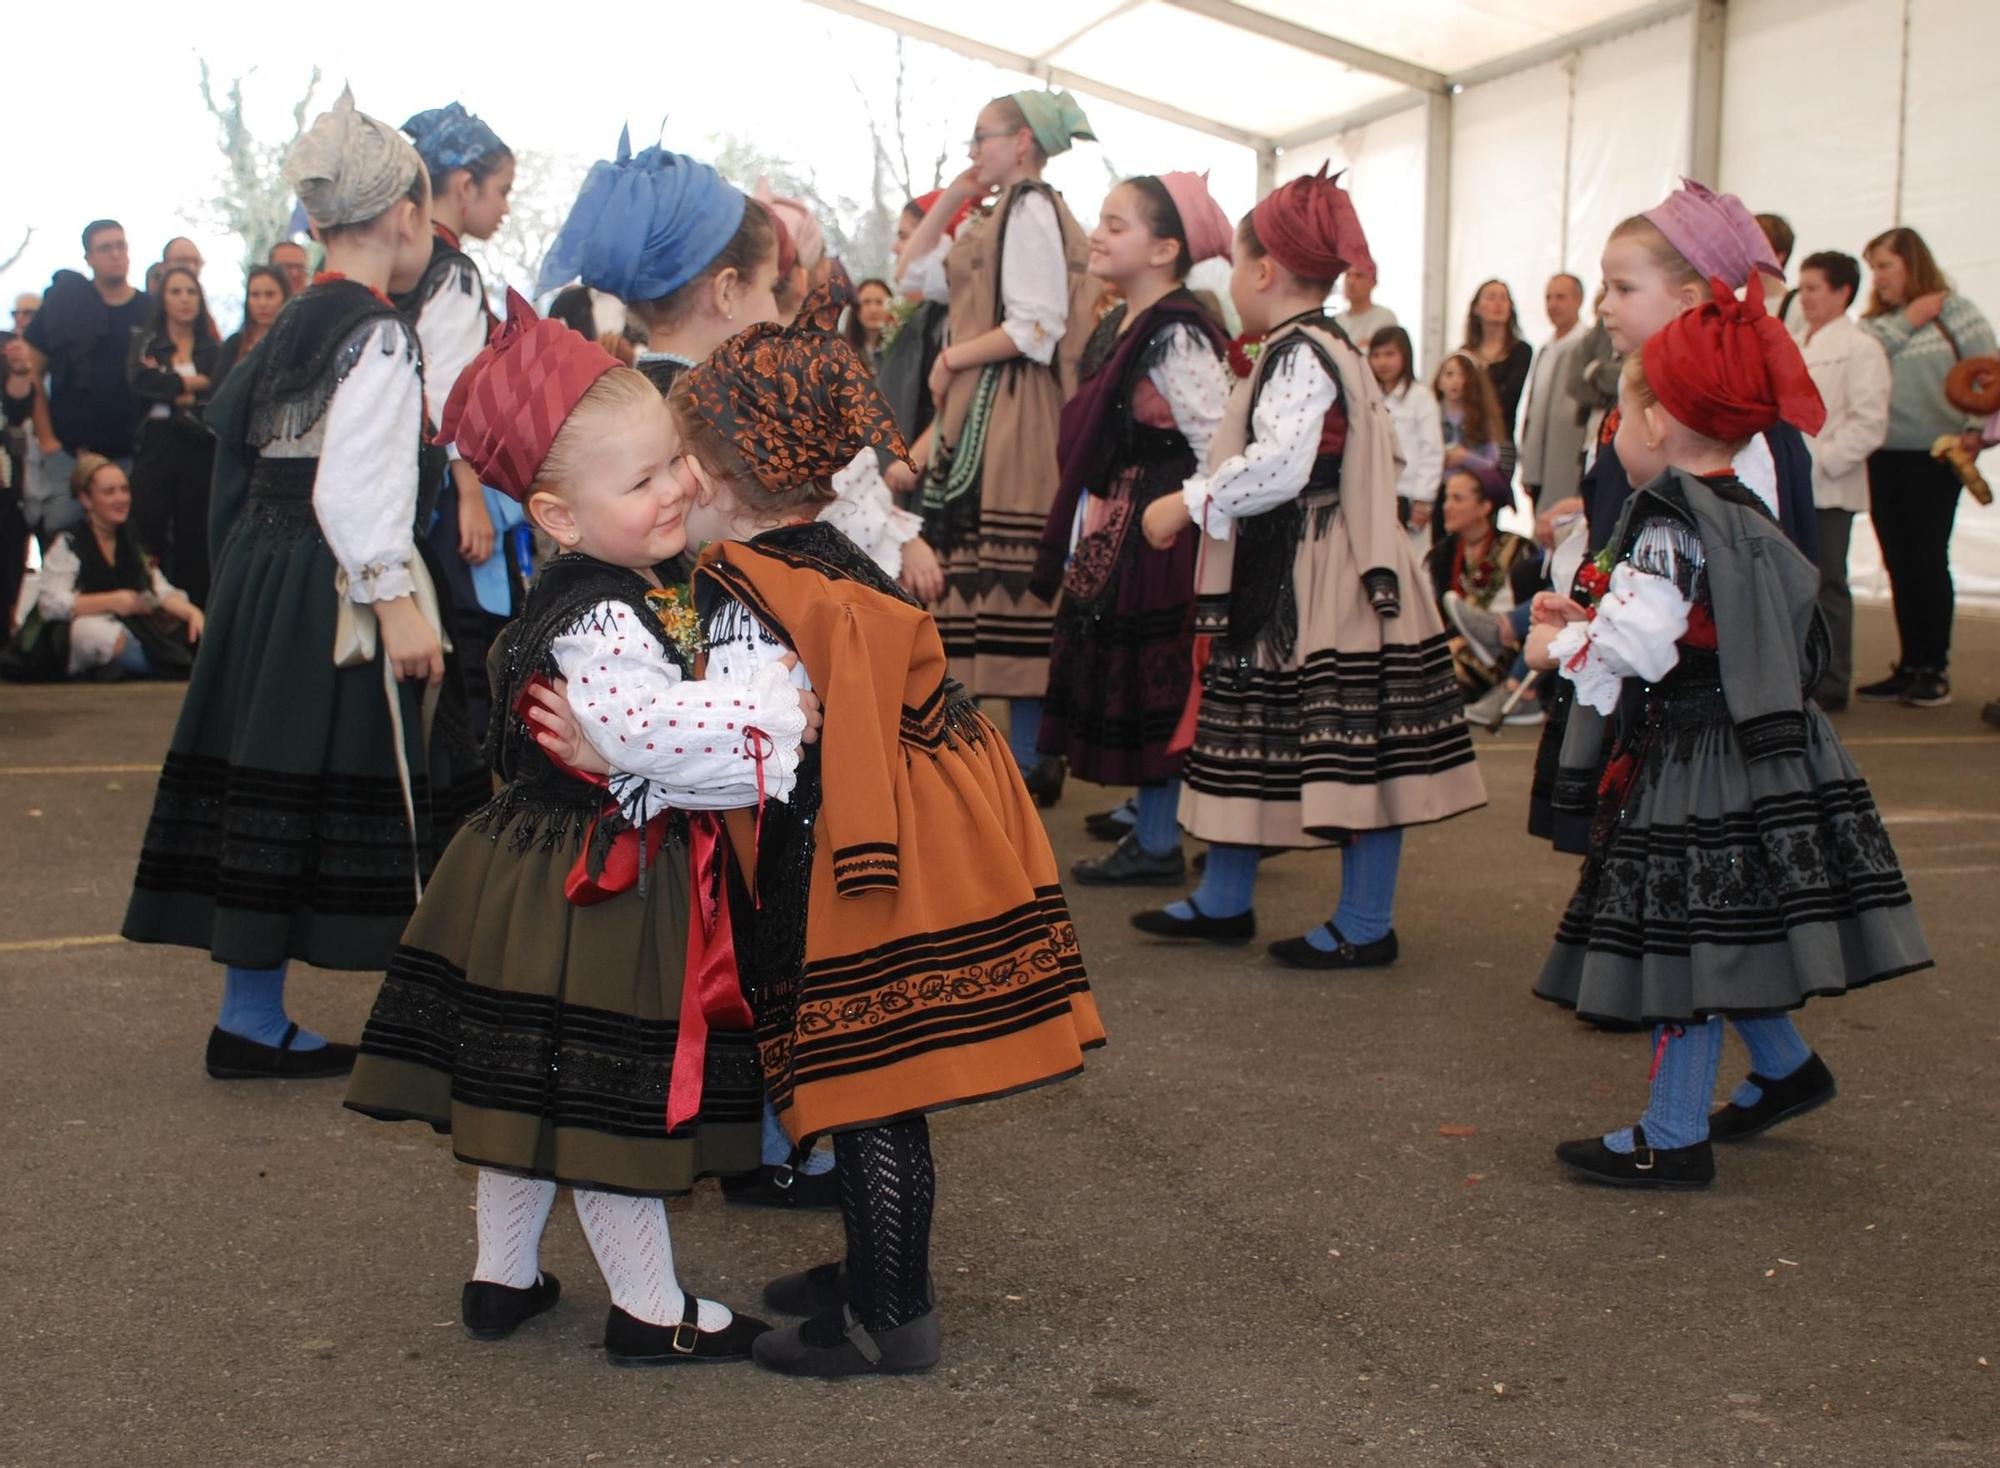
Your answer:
[644,583,706,664]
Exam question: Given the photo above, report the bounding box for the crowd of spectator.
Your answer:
[1,227,324,679]
[4,205,1997,727]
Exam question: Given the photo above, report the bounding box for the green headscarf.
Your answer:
[1009,89,1096,158]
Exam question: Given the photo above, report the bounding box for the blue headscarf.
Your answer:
[535,128,748,303]
[401,103,507,178]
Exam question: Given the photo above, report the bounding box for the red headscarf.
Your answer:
[1641,277,1826,443]
[1251,163,1373,282]
[439,288,620,502]
[913,187,978,238]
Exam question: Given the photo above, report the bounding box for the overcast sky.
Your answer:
[1,0,1256,326]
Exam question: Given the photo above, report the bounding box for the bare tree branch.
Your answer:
[0,227,32,278]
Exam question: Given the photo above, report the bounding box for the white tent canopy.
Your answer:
[807,0,2000,388]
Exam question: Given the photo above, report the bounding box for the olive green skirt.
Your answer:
[345,807,760,1195]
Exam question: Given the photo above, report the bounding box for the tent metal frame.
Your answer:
[804,0,1726,365]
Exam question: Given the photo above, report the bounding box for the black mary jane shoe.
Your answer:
[604,1296,770,1367]
[1130,899,1256,946]
[204,1024,357,1081]
[1084,806,1138,841]
[721,1162,841,1211]
[1020,755,1067,809]
[1555,1124,1714,1190]
[1266,922,1398,971]
[1071,833,1186,886]
[462,1272,562,1341]
[763,1261,850,1318]
[1708,1053,1837,1143]
[753,1304,941,1379]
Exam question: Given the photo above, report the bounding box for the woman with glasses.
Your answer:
[895,90,1105,807]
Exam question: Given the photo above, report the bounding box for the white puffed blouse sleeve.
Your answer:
[1548,527,1697,715]
[1146,324,1229,468]
[820,451,923,577]
[997,190,1068,365]
[551,600,807,823]
[1179,342,1337,539]
[313,319,422,605]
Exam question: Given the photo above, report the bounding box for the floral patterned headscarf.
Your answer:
[679,278,911,495]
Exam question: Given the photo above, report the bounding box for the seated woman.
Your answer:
[3,453,202,681]
[1426,462,1538,701]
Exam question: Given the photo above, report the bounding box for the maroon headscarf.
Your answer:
[439,288,619,502]
[1252,163,1373,282]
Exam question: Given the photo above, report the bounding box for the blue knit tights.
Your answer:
[217,965,326,1051]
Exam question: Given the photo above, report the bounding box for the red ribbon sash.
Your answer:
[666,812,755,1131]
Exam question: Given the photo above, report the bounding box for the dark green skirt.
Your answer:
[345,809,761,1196]
[123,499,488,971]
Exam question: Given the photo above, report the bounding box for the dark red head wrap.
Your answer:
[1251,163,1374,283]
[680,277,911,495]
[439,288,620,502]
[1641,277,1827,444]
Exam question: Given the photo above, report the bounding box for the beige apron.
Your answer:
[923,181,1101,697]
[1179,320,1487,846]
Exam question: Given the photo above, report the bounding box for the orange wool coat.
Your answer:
[697,528,1104,1140]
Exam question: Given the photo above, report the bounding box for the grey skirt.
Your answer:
[1536,699,1931,1024]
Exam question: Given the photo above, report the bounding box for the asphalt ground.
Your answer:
[2,604,1996,1467]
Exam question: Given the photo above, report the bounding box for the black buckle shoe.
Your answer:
[721,1162,841,1211]
[604,1294,771,1366]
[462,1272,562,1341]
[1708,1053,1836,1143]
[1072,833,1186,886]
[1130,899,1255,945]
[1555,1124,1714,1190]
[752,1304,941,1378]
[204,1024,357,1080]
[1266,922,1398,971]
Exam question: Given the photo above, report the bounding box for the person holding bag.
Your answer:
[122,90,487,1081]
[1857,226,1996,709]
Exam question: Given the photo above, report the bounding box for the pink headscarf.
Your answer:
[1251,163,1373,282]
[754,179,825,273]
[1157,171,1233,265]
[1640,179,1784,289]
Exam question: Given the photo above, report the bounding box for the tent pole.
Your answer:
[1422,90,1452,375]
[1688,0,1726,184]
[1256,143,1278,198]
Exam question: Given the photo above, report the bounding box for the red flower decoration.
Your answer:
[1226,334,1262,380]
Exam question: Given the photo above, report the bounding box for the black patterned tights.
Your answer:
[817,1116,936,1338]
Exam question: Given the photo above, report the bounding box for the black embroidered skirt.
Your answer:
[1536,678,1932,1023]
[122,498,488,971]
[1039,464,1198,787]
[344,812,761,1196]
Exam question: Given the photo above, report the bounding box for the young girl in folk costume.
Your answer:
[1029,172,1232,886]
[398,102,514,736]
[1530,180,1820,853]
[531,289,1103,1376]
[537,132,782,403]
[899,89,1106,804]
[537,139,850,1204]
[123,91,487,1079]
[346,294,814,1360]
[1133,167,1485,969]
[1525,283,1930,1189]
